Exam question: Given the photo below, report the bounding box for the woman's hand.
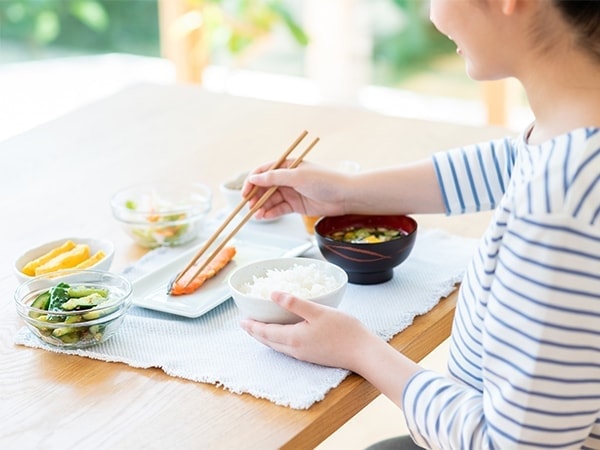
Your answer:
[240,291,423,405]
[241,292,420,406]
[240,291,374,371]
[242,160,352,220]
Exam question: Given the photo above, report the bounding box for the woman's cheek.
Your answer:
[428,0,451,36]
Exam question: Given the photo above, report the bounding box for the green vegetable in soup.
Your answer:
[327,226,405,244]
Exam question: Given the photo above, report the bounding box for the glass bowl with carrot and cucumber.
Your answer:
[111,181,212,249]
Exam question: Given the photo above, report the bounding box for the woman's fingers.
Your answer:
[248,166,301,191]
[239,292,340,361]
[271,291,324,321]
[240,319,288,347]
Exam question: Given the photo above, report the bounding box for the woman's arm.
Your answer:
[240,292,422,406]
[245,158,446,219]
[347,160,445,215]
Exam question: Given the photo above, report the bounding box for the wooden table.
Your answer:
[0,84,506,449]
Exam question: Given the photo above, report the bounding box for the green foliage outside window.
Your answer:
[372,0,456,84]
[186,0,308,56]
[0,0,454,86]
[0,0,160,56]
[0,0,306,60]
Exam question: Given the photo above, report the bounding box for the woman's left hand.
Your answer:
[240,291,374,371]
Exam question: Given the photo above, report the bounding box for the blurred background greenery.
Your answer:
[0,0,459,90]
[0,0,161,57]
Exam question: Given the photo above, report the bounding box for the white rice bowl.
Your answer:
[228,257,348,324]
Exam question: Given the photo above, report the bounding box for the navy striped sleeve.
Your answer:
[433,137,516,215]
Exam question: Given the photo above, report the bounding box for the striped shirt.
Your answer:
[402,126,600,449]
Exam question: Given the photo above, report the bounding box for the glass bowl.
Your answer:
[14,269,133,348]
[111,181,212,248]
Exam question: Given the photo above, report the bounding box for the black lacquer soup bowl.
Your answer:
[314,214,418,285]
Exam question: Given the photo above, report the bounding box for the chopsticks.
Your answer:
[169,130,319,293]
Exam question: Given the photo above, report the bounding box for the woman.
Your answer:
[242,1,600,448]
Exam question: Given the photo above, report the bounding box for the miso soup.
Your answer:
[327,226,405,244]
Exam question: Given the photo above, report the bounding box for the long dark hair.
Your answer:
[554,0,600,61]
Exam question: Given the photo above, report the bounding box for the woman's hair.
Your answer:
[553,0,600,61]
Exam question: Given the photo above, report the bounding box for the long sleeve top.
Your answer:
[402,126,600,449]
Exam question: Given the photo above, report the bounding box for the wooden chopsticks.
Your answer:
[168,131,319,293]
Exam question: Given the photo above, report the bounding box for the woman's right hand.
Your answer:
[243,160,353,220]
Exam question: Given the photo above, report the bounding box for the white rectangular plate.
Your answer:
[131,231,314,318]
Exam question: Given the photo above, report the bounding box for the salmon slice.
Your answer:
[169,246,237,296]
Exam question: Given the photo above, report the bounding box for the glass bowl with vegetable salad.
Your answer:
[111,181,212,248]
[15,269,133,348]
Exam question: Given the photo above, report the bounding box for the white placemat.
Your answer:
[14,215,478,410]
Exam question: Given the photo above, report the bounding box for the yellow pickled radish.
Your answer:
[73,250,106,269]
[35,244,90,275]
[21,240,77,276]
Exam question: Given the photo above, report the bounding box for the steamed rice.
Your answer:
[242,263,338,300]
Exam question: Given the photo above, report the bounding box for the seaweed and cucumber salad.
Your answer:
[27,282,118,345]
